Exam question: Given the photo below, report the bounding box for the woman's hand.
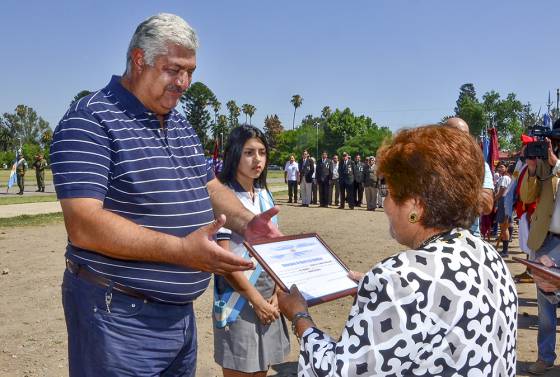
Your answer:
[348,270,365,282]
[267,291,279,310]
[277,285,308,321]
[253,298,280,325]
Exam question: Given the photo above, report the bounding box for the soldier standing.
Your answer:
[15,151,27,195]
[33,154,48,192]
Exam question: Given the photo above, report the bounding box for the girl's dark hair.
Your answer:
[219,124,269,190]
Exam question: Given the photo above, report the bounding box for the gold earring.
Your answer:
[408,212,419,223]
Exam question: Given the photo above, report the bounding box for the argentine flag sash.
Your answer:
[213,188,277,329]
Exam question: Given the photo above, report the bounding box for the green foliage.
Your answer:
[226,100,240,129]
[180,82,217,147]
[337,127,392,158]
[453,83,525,151]
[3,105,50,146]
[71,90,92,105]
[263,114,284,149]
[268,107,391,166]
[482,91,524,151]
[21,143,42,162]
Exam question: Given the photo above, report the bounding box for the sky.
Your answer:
[1,0,559,133]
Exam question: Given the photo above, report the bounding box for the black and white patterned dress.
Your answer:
[299,229,517,376]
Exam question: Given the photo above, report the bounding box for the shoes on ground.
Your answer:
[527,359,554,375]
[514,271,534,284]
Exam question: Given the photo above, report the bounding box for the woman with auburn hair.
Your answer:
[278,125,517,376]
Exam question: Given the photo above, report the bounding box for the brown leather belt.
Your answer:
[66,259,149,301]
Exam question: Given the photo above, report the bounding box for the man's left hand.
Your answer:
[244,206,283,242]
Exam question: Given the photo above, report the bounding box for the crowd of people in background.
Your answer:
[283,149,387,210]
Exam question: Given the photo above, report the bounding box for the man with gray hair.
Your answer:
[51,13,280,376]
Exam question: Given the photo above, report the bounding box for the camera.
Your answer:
[525,125,560,159]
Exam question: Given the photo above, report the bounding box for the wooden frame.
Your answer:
[513,257,560,282]
[244,233,358,306]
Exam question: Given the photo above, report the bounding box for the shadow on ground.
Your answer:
[269,361,298,376]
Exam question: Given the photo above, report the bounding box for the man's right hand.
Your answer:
[180,214,254,275]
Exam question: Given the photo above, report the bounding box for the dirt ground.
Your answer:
[0,195,558,376]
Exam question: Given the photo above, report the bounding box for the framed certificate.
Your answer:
[513,257,560,282]
[244,233,358,306]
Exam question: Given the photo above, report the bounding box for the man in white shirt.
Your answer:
[329,154,340,206]
[284,155,299,204]
[494,163,513,256]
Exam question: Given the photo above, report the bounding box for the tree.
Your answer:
[241,104,256,125]
[290,94,303,130]
[210,99,221,127]
[482,91,523,151]
[454,83,477,114]
[454,83,485,136]
[71,90,93,105]
[180,82,217,146]
[321,106,332,120]
[263,114,284,149]
[226,100,240,129]
[520,103,539,131]
[208,114,230,155]
[3,105,50,146]
[40,128,53,149]
[0,116,13,152]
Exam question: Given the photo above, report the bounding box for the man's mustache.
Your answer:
[165,85,183,94]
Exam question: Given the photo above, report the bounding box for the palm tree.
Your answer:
[321,106,332,119]
[226,100,240,129]
[241,104,257,125]
[290,95,303,130]
[246,104,256,125]
[242,104,251,124]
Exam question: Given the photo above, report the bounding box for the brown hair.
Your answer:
[377,125,483,229]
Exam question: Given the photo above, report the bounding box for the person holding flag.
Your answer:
[15,149,28,195]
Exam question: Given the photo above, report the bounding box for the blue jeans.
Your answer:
[535,233,560,364]
[537,288,557,364]
[62,269,197,377]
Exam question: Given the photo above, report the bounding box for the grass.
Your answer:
[0,194,58,205]
[0,212,64,228]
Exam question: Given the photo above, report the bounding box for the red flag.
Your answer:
[213,139,219,163]
[487,127,500,173]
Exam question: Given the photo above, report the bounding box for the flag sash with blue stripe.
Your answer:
[213,189,277,329]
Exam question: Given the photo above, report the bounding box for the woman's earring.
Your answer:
[408,212,419,223]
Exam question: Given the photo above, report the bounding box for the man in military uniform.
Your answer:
[363,156,379,211]
[338,152,355,209]
[15,151,27,195]
[353,154,365,207]
[316,151,332,207]
[33,154,48,192]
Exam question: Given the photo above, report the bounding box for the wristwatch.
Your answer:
[291,311,313,337]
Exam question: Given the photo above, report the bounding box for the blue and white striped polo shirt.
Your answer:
[51,75,215,304]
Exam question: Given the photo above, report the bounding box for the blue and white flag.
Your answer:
[6,149,18,189]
